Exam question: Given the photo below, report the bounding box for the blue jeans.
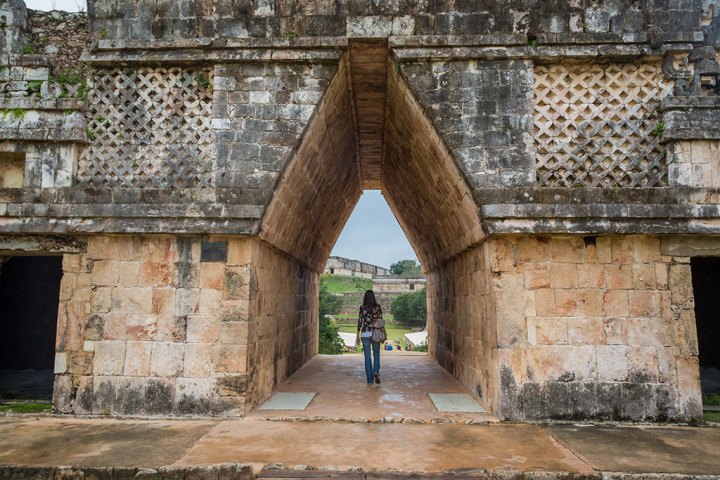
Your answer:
[361,336,381,383]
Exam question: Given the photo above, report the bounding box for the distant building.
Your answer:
[324,256,391,278]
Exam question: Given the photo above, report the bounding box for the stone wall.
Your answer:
[27,8,88,78]
[245,238,318,408]
[428,235,702,422]
[495,235,700,421]
[87,0,704,41]
[427,242,499,413]
[324,256,390,278]
[53,235,255,416]
[259,57,361,271]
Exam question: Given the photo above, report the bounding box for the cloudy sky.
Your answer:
[25,0,84,11]
[26,1,417,270]
[331,190,417,269]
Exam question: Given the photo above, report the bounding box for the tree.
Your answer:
[390,288,427,325]
[318,282,344,354]
[389,259,422,277]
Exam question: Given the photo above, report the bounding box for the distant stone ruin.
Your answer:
[0,0,718,422]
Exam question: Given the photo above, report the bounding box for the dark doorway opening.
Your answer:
[0,256,63,401]
[690,257,720,400]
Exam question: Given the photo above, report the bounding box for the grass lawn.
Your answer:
[320,274,372,293]
[335,313,395,321]
[0,402,52,414]
[336,323,417,345]
[704,411,720,423]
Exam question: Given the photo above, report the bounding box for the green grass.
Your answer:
[336,323,416,345]
[335,313,395,321]
[320,274,372,293]
[704,411,720,423]
[0,402,52,414]
[703,394,720,406]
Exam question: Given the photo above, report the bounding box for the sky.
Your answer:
[25,0,417,270]
[25,0,84,12]
[331,190,418,269]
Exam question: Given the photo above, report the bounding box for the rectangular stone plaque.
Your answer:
[200,241,227,262]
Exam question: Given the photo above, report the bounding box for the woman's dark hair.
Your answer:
[363,289,378,309]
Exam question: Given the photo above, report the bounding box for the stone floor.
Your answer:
[247,354,495,423]
[1,356,720,478]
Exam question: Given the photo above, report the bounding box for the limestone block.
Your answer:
[596,237,612,264]
[213,344,247,373]
[674,309,699,356]
[118,262,140,287]
[596,345,628,382]
[567,316,602,345]
[526,345,573,382]
[602,318,627,345]
[176,288,200,315]
[392,16,415,35]
[524,264,550,289]
[54,352,67,374]
[490,239,514,272]
[176,377,217,414]
[576,289,603,316]
[602,290,629,317]
[123,341,152,376]
[626,346,659,382]
[605,265,633,289]
[62,254,82,273]
[198,288,222,315]
[516,237,551,262]
[156,315,188,343]
[52,375,74,414]
[91,287,112,314]
[675,355,702,421]
[91,260,120,286]
[669,263,695,309]
[628,290,659,318]
[577,264,605,289]
[554,290,577,316]
[139,261,176,287]
[227,239,253,266]
[199,262,225,290]
[112,287,153,315]
[220,321,248,345]
[125,314,158,341]
[550,238,585,263]
[152,288,175,316]
[93,340,126,375]
[83,315,108,341]
[347,16,393,37]
[150,342,185,377]
[632,264,657,289]
[571,345,598,381]
[535,317,567,344]
[187,315,220,343]
[534,289,555,317]
[184,343,212,378]
[549,263,577,289]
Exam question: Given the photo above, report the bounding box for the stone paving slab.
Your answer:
[247,355,496,423]
[428,394,486,413]
[0,418,216,468]
[175,420,593,474]
[1,417,719,478]
[547,424,720,475]
[259,393,317,411]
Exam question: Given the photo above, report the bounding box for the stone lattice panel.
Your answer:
[78,67,214,188]
[534,63,673,187]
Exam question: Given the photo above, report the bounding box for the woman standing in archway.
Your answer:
[356,290,385,385]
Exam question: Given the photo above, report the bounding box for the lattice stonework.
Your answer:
[534,63,672,187]
[78,67,214,188]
